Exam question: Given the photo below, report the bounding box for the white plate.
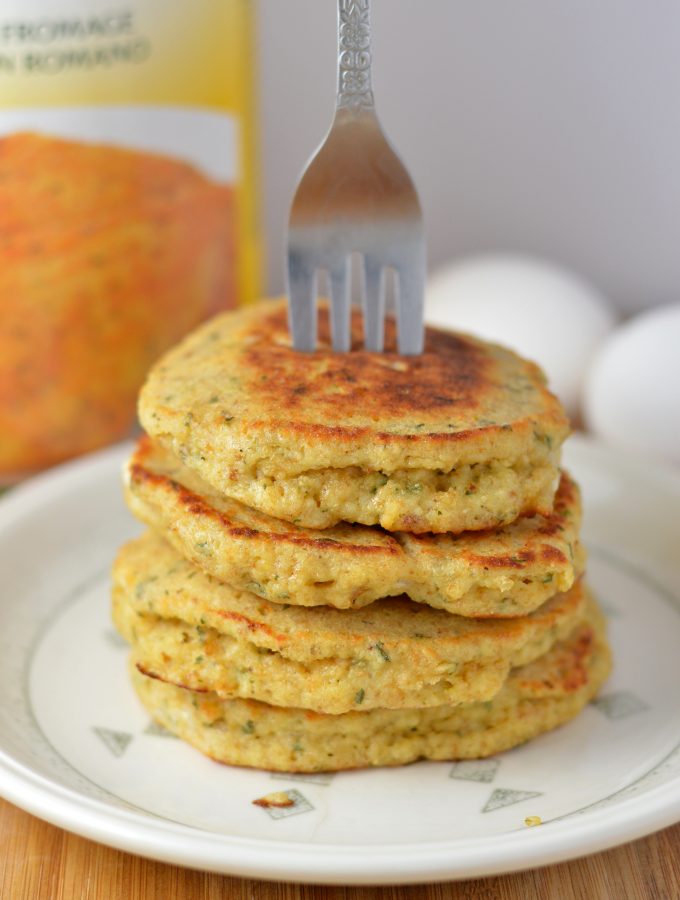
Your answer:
[1,436,679,884]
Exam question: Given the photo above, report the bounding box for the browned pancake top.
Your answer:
[140,300,569,464]
[242,303,490,424]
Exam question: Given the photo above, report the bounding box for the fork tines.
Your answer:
[287,240,425,356]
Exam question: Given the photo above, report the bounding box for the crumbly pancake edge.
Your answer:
[125,436,584,615]
[128,602,611,771]
[138,299,569,477]
[112,532,591,713]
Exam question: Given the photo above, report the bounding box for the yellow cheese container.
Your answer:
[0,1,260,480]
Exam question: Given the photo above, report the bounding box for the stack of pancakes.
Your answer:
[112,299,611,772]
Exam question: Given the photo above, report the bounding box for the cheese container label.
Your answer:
[0,0,260,480]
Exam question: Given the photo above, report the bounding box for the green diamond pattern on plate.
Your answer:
[103,629,128,649]
[93,727,132,758]
[482,788,542,813]
[144,720,178,738]
[593,691,649,720]
[596,599,621,618]
[449,759,500,783]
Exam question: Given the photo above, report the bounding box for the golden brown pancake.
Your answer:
[138,299,569,532]
[112,531,590,714]
[125,435,585,616]
[130,600,610,772]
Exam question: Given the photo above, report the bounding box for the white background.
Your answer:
[258,0,680,313]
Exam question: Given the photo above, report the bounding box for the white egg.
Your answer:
[426,255,616,417]
[584,304,680,465]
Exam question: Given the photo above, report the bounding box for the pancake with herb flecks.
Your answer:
[129,599,610,772]
[125,436,585,616]
[113,531,590,714]
[138,299,569,533]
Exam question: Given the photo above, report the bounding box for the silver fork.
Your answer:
[286,0,425,355]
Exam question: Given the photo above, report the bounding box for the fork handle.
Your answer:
[336,0,375,112]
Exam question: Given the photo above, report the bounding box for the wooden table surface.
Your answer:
[1,797,678,899]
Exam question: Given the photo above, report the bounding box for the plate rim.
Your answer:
[1,435,680,884]
[3,747,680,884]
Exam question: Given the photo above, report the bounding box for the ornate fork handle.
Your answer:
[337,0,375,111]
[287,0,424,354]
